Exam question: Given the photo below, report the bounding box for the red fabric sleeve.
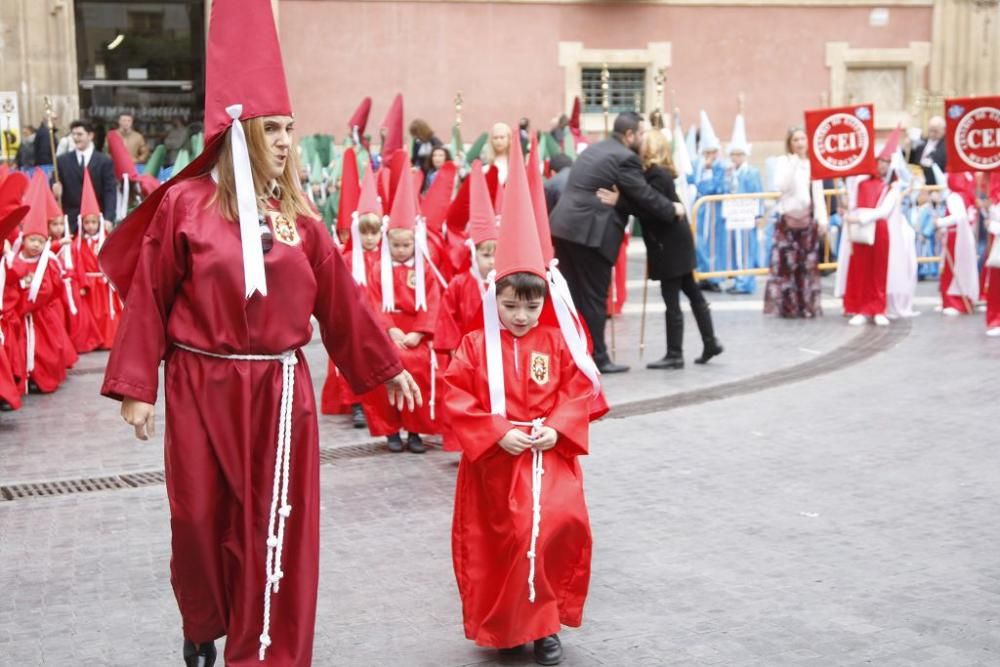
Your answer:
[308,222,403,395]
[442,334,513,463]
[544,341,592,458]
[100,192,184,404]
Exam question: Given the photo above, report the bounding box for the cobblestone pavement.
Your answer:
[1,263,998,666]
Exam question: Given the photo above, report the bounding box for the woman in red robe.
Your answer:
[100,3,417,665]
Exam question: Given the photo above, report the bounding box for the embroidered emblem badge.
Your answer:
[407,269,416,288]
[530,352,550,386]
[269,212,301,246]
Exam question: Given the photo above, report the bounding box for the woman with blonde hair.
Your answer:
[484,121,513,184]
[98,2,418,664]
[764,126,827,318]
[598,128,722,368]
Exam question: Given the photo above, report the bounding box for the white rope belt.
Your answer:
[511,417,546,603]
[63,278,78,316]
[173,342,297,662]
[24,314,35,392]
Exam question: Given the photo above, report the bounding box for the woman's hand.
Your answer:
[498,429,534,456]
[531,426,558,451]
[673,202,686,219]
[596,186,619,207]
[121,398,156,441]
[385,370,422,412]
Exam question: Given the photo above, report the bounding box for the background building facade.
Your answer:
[0,0,997,159]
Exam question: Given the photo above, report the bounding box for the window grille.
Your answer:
[582,68,646,114]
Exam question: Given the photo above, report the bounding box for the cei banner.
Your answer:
[804,104,876,180]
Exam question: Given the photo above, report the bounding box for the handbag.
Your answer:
[849,220,876,246]
[781,208,813,230]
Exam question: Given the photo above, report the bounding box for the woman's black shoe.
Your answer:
[387,433,404,452]
[534,634,563,665]
[646,355,684,370]
[183,639,217,667]
[351,404,367,429]
[695,341,723,364]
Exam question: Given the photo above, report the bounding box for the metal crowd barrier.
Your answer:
[688,184,947,281]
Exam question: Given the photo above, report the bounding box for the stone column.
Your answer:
[929,0,1000,107]
[0,0,79,128]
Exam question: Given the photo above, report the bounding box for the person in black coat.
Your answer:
[597,129,722,368]
[908,116,947,184]
[51,120,118,233]
[549,111,685,373]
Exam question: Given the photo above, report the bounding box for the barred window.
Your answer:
[582,68,646,114]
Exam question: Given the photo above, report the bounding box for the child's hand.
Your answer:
[498,429,534,456]
[402,332,424,348]
[531,427,558,451]
[388,327,406,348]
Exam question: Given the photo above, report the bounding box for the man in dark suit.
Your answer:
[52,120,117,233]
[549,111,684,373]
[908,115,947,184]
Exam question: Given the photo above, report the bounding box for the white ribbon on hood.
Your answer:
[226,104,268,298]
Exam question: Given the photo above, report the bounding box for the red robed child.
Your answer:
[361,155,441,452]
[443,132,606,665]
[321,156,382,426]
[4,177,78,394]
[75,167,121,349]
[0,172,30,410]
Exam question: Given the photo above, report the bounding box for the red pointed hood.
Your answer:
[569,96,581,131]
[445,174,471,234]
[420,162,457,233]
[948,172,977,210]
[21,171,50,240]
[467,160,498,245]
[337,147,360,232]
[43,175,63,219]
[877,125,902,161]
[100,0,291,298]
[80,167,102,219]
[106,130,137,180]
[0,171,30,241]
[349,97,372,136]
[388,153,418,231]
[495,133,545,281]
[357,162,383,217]
[380,93,405,157]
[526,133,555,263]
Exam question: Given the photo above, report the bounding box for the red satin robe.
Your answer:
[443,325,595,649]
[434,270,486,355]
[100,175,402,667]
[361,260,441,436]
[4,251,78,393]
[78,235,122,349]
[64,237,104,353]
[940,227,976,314]
[606,233,628,316]
[985,234,1000,329]
[844,178,890,317]
[320,246,380,415]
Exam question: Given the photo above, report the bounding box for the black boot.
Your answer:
[533,634,563,665]
[692,301,723,364]
[647,311,685,369]
[183,639,217,667]
[351,403,367,429]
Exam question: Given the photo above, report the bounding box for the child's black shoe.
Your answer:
[386,433,404,452]
[534,634,562,665]
[406,432,426,454]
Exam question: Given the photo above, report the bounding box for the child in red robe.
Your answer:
[443,133,605,665]
[321,155,382,427]
[0,173,29,411]
[4,177,78,394]
[361,154,441,453]
[75,168,122,350]
[434,160,496,356]
[985,172,1000,337]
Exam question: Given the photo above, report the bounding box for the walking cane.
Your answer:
[639,264,649,360]
[44,97,61,201]
[600,64,618,361]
